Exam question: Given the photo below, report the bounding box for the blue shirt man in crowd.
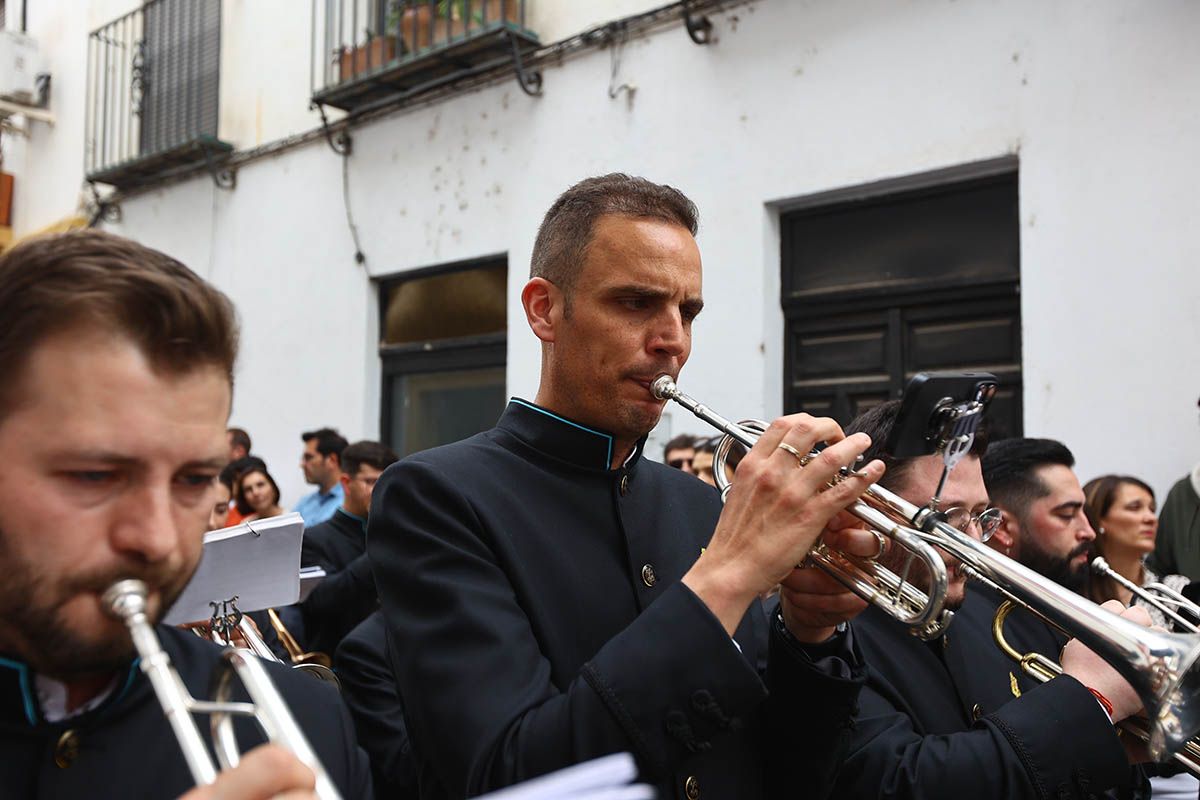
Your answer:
[295,427,348,526]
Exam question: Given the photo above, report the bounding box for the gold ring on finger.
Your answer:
[868,529,887,560]
[776,442,808,467]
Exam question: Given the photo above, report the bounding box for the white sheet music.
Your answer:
[471,753,654,800]
[298,565,327,602]
[163,513,306,625]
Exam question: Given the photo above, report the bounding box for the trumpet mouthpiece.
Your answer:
[651,375,677,400]
[103,579,149,621]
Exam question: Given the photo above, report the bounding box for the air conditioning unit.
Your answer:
[0,30,39,104]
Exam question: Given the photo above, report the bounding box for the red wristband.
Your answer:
[1087,687,1114,719]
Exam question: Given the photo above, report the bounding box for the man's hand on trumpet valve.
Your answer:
[1061,600,1154,724]
[682,413,884,636]
[778,513,876,643]
[177,745,317,800]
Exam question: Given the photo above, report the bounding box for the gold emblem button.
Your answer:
[55,729,80,768]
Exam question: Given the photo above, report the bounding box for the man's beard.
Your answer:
[1017,526,1094,594]
[0,523,194,681]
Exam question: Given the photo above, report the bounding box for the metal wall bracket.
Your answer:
[315,102,353,156]
[86,183,123,227]
[682,2,713,45]
[507,31,543,97]
[202,145,237,190]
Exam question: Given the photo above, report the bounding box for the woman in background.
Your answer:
[1084,474,1197,800]
[236,466,285,522]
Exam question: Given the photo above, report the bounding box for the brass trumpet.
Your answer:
[653,375,1200,761]
[651,375,952,639]
[993,599,1200,777]
[104,579,342,798]
[200,598,339,686]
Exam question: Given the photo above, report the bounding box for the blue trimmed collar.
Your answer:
[501,399,646,472]
[0,654,140,727]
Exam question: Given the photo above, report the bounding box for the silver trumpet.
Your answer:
[651,375,953,640]
[993,599,1200,777]
[103,579,342,799]
[202,597,339,686]
[653,375,1200,761]
[1092,557,1200,633]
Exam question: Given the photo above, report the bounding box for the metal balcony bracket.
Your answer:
[315,102,353,157]
[202,145,237,190]
[86,184,123,227]
[507,31,543,97]
[682,2,713,45]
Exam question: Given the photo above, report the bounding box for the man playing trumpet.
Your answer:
[830,400,1151,799]
[0,231,370,799]
[368,173,887,799]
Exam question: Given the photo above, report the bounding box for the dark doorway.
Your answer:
[781,160,1022,438]
[379,257,508,457]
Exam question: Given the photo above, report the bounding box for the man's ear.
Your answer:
[340,472,351,493]
[522,277,562,344]
[991,510,1016,552]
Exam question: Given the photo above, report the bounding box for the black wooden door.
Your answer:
[781,169,1023,439]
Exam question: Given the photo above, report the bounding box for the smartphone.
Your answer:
[886,372,999,458]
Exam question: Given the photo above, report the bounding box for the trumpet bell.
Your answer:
[1145,631,1200,758]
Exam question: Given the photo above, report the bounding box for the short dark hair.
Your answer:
[0,230,238,418]
[530,173,699,305]
[340,440,399,477]
[981,438,1075,520]
[664,434,697,458]
[692,435,746,470]
[225,456,266,510]
[301,428,348,459]
[227,427,252,453]
[217,463,237,491]
[235,467,280,513]
[846,399,989,493]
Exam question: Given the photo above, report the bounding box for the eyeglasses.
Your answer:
[667,458,693,469]
[942,506,1002,542]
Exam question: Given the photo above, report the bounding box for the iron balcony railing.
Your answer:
[312,0,538,111]
[85,0,229,188]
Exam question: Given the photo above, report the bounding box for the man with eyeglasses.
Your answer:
[822,400,1145,800]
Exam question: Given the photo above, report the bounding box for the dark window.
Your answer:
[781,162,1022,438]
[379,258,508,457]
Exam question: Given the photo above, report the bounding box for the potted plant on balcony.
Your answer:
[337,28,398,82]
[397,0,519,55]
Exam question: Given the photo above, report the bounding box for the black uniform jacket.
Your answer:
[302,507,368,573]
[295,506,377,656]
[367,399,866,800]
[836,601,1130,800]
[951,581,1069,714]
[335,610,419,800]
[0,625,373,799]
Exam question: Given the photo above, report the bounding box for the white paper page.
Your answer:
[472,753,652,800]
[163,513,306,625]
[298,566,327,602]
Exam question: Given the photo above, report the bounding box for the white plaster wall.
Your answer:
[14,0,1200,505]
[7,0,139,231]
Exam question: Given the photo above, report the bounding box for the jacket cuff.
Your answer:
[985,674,1130,795]
[582,581,766,772]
